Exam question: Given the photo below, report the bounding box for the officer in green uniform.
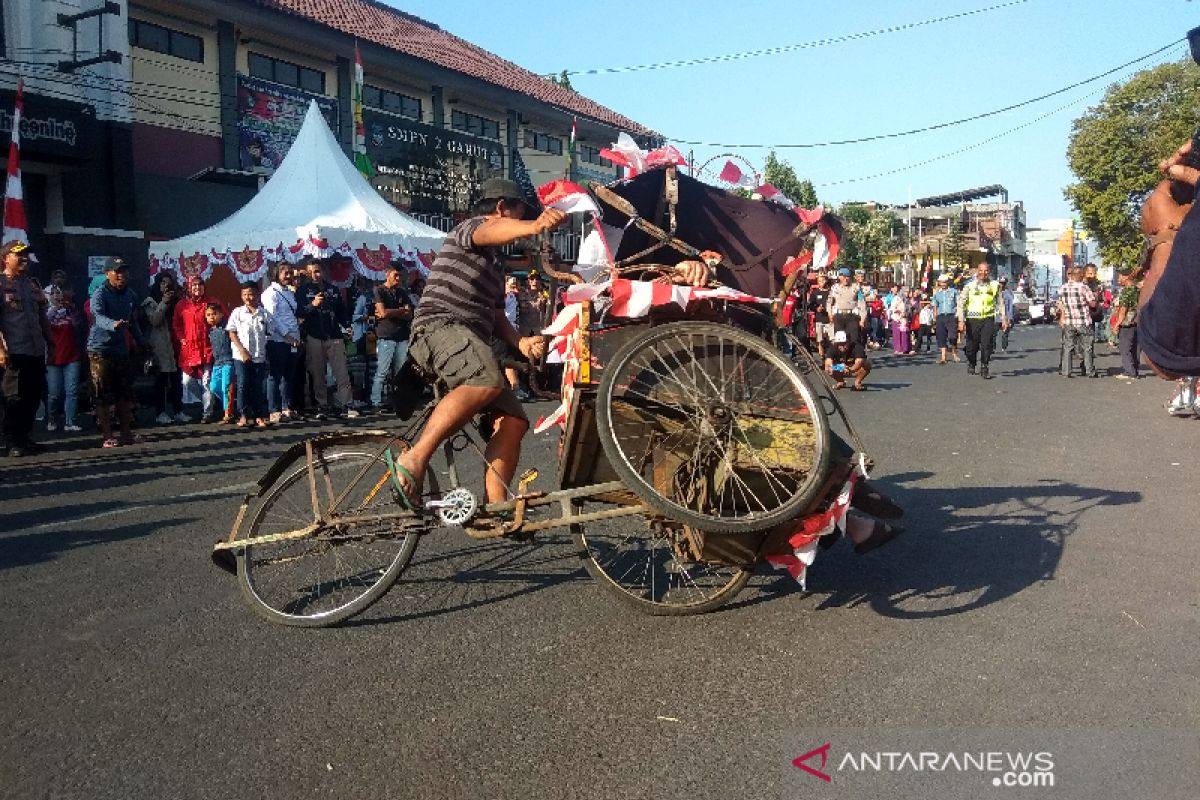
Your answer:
[956,262,1009,379]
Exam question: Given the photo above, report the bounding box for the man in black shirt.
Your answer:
[296,259,357,418]
[806,271,831,356]
[823,329,872,391]
[370,264,414,408]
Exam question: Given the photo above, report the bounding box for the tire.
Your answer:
[595,321,831,534]
[237,450,420,627]
[574,512,752,616]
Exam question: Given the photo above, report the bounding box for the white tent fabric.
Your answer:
[148,101,445,285]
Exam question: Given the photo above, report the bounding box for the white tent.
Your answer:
[148,100,445,285]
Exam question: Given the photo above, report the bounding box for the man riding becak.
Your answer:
[393,178,713,515]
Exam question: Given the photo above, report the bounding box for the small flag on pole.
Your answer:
[537,180,599,215]
[3,80,30,246]
[352,46,374,178]
[718,159,757,189]
[564,118,576,179]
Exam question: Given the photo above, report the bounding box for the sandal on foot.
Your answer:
[101,438,121,449]
[851,384,866,392]
[384,452,422,511]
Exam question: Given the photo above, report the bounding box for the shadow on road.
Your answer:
[0,517,199,571]
[786,472,1143,619]
[343,535,585,627]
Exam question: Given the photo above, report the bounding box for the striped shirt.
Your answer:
[412,217,504,340]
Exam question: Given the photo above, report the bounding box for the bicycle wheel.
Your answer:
[575,512,752,615]
[596,321,831,534]
[237,449,421,627]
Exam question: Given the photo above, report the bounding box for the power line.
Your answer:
[565,0,1031,76]
[661,40,1182,149]
[813,85,1110,188]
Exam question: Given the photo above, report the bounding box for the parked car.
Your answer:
[1010,291,1031,322]
[1027,295,1057,325]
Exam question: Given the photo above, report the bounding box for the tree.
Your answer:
[942,216,966,271]
[836,203,901,269]
[763,150,819,208]
[549,70,573,91]
[1065,59,1200,269]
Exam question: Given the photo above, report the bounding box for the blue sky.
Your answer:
[386,0,1198,224]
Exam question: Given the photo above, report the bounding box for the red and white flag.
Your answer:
[536,179,599,215]
[754,183,795,209]
[718,159,756,189]
[3,80,30,245]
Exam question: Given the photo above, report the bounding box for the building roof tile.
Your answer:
[254,0,657,136]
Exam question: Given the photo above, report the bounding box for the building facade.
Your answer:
[2,0,655,293]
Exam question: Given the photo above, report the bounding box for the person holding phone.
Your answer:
[296,258,357,419]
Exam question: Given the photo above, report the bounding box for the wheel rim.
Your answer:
[240,451,416,622]
[603,325,824,527]
[580,517,748,608]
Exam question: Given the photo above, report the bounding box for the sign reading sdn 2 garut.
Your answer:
[365,111,504,215]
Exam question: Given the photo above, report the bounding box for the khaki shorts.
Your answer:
[88,352,136,405]
[408,321,527,422]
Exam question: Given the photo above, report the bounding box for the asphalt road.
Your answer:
[2,325,1197,800]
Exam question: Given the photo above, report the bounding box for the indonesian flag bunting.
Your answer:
[754,183,795,209]
[599,132,647,177]
[718,159,757,189]
[536,179,599,215]
[352,47,373,178]
[3,80,30,247]
[610,278,692,317]
[764,474,859,586]
[608,278,770,318]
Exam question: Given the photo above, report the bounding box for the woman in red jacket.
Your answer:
[172,276,224,420]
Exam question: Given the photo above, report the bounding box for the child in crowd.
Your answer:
[917,297,936,353]
[226,282,272,428]
[206,303,236,423]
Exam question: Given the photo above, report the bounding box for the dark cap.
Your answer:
[1,240,31,258]
[103,256,128,273]
[478,177,524,203]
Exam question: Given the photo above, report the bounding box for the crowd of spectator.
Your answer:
[0,238,563,457]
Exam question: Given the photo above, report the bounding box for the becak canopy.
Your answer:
[147,100,445,286]
[594,169,841,299]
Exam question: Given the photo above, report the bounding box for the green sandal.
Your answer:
[383,451,422,511]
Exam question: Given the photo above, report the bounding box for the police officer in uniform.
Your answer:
[956,262,1008,379]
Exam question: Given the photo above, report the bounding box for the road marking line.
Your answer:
[21,482,256,533]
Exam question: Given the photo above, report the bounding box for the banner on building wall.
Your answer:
[364,111,504,215]
[0,89,98,161]
[236,74,338,175]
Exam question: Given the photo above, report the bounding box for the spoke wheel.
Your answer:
[237,450,421,627]
[596,321,831,534]
[576,513,751,615]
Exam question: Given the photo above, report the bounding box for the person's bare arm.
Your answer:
[473,209,567,248]
[494,308,544,360]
